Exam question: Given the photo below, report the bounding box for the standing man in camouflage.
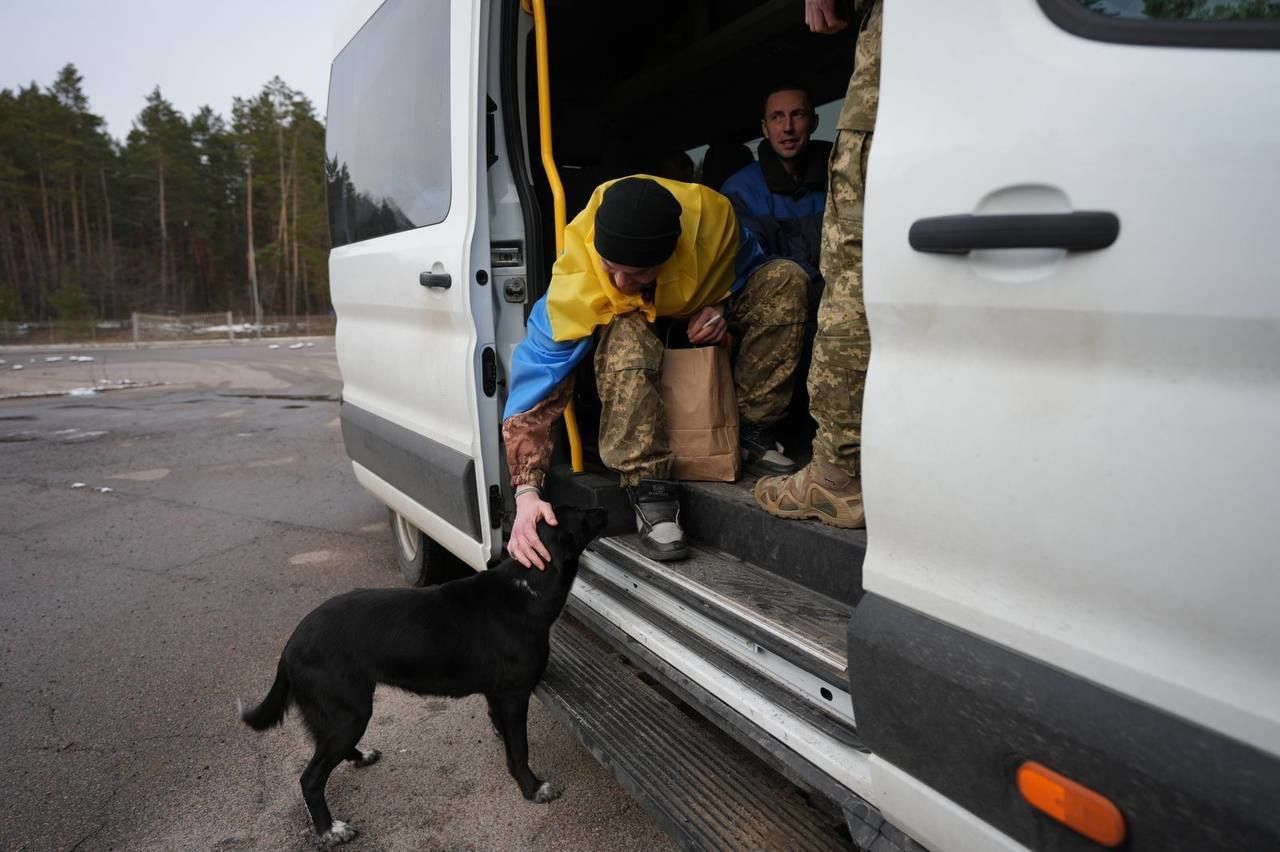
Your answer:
[504,176,808,565]
[754,0,881,529]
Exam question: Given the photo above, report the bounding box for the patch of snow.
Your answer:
[95,487,114,494]
[268,344,281,350]
[289,342,305,350]
[66,388,98,397]
[59,430,109,443]
[108,468,169,482]
[198,323,257,334]
[11,364,23,370]
[288,550,334,566]
[69,355,95,362]
[45,356,64,363]
[71,482,87,489]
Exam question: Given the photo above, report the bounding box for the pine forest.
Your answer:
[0,64,330,328]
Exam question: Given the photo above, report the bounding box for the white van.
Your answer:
[325,1,1280,849]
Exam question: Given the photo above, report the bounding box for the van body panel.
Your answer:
[864,0,1280,757]
[868,755,1029,852]
[340,402,481,539]
[329,0,502,570]
[850,592,1280,850]
[352,460,491,573]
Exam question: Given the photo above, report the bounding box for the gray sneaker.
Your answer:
[626,479,689,562]
[740,422,797,476]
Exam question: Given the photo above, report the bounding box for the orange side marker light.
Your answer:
[1017,761,1126,847]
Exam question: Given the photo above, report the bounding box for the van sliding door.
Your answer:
[327,0,500,570]
[859,2,1280,849]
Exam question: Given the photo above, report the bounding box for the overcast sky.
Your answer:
[1,0,351,140]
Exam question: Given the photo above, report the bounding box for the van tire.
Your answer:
[388,508,470,586]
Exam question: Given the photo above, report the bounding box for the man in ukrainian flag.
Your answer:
[503,176,807,566]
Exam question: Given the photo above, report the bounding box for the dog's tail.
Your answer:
[238,659,290,731]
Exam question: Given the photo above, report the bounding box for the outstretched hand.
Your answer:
[508,490,558,570]
[804,0,850,33]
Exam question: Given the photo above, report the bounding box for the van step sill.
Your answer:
[538,614,853,851]
[594,535,851,685]
[681,479,866,605]
[577,554,862,746]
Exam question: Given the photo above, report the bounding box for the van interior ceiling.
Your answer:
[530,0,856,227]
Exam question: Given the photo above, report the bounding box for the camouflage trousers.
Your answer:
[809,129,873,478]
[595,259,807,485]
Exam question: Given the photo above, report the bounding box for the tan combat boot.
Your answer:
[753,454,865,529]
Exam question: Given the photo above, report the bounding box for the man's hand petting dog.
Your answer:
[237,505,608,847]
[509,490,558,570]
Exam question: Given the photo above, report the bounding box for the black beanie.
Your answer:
[593,178,683,268]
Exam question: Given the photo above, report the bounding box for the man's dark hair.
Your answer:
[760,82,815,117]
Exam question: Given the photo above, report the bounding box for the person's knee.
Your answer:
[597,313,663,376]
[751,259,808,322]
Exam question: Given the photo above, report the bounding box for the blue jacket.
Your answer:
[719,140,831,291]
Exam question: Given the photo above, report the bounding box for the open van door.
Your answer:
[327,0,501,572]
[859,2,1280,849]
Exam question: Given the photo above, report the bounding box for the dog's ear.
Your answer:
[536,506,579,560]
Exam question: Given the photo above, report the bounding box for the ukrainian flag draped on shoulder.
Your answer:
[504,176,764,419]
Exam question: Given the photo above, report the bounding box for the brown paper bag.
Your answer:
[660,343,740,482]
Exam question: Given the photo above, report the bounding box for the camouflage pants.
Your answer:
[810,129,873,477]
[596,259,807,485]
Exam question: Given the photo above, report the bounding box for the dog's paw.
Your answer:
[316,820,358,847]
[351,747,381,768]
[534,780,563,803]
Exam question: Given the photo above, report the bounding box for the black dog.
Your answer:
[238,506,608,847]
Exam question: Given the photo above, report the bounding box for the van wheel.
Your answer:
[388,509,470,586]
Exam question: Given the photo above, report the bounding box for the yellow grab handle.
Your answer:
[531,0,583,472]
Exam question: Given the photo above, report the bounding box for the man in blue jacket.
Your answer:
[719,83,830,310]
[720,83,831,442]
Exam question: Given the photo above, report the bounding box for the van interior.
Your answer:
[499,0,858,553]
[490,0,866,603]
[490,0,867,611]
[483,1,869,839]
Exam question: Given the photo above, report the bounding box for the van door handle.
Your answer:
[419,272,452,289]
[909,211,1120,255]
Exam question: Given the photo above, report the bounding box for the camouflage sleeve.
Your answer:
[502,376,574,489]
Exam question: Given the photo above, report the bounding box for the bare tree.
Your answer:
[245,155,261,328]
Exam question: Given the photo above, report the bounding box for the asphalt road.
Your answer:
[0,340,676,852]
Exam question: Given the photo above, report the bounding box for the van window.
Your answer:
[1081,0,1280,20]
[1039,0,1280,48]
[326,0,451,248]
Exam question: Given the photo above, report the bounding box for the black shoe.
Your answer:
[740,422,797,476]
[626,479,689,562]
